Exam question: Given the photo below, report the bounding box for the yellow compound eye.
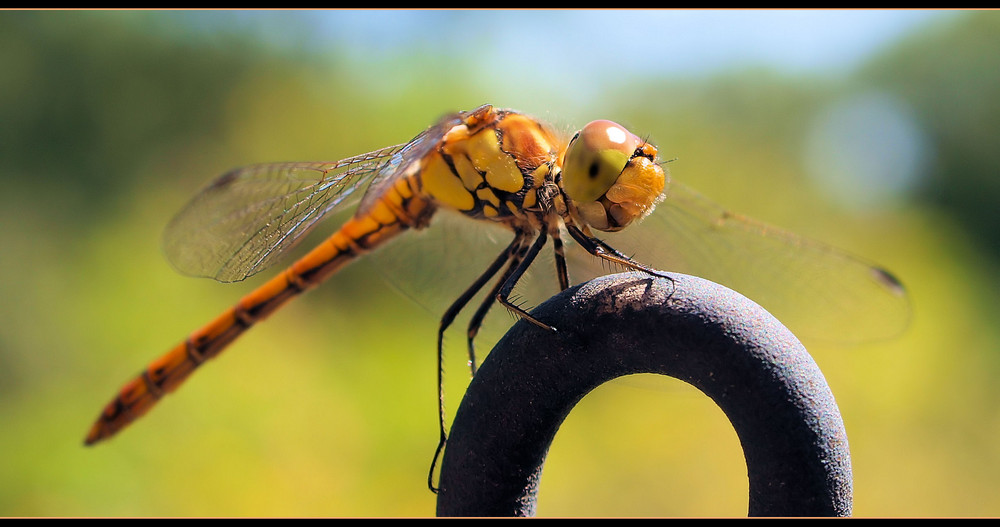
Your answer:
[562,120,642,203]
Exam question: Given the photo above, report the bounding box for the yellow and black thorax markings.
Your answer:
[418,107,563,223]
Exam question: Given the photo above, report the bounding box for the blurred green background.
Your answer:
[2,10,998,517]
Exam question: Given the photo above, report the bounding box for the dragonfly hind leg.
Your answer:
[428,227,560,491]
[429,230,527,492]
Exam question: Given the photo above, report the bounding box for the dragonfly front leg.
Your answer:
[565,223,672,280]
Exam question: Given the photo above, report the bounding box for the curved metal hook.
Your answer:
[435,272,852,517]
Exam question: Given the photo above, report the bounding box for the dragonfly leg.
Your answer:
[566,224,672,279]
[551,224,571,291]
[430,227,560,491]
[437,232,525,376]
[461,221,575,373]
[496,230,557,332]
[463,237,531,376]
[429,231,526,493]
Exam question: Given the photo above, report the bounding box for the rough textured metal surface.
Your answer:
[436,272,852,517]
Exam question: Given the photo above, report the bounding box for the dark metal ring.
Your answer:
[436,272,852,517]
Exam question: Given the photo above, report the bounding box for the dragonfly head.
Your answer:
[561,120,666,232]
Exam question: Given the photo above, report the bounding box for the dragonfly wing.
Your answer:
[163,108,472,284]
[163,152,400,283]
[596,179,912,343]
[358,110,467,215]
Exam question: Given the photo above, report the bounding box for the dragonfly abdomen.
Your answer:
[85,176,435,445]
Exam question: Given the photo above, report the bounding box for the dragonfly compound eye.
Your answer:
[563,120,639,203]
[563,120,665,232]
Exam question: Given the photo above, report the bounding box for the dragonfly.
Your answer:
[85,104,909,489]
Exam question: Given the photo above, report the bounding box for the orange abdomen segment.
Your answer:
[85,179,433,445]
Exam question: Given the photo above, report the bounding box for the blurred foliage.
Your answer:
[0,11,257,217]
[1,10,999,518]
[860,13,1000,262]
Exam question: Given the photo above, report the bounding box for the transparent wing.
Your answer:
[372,174,910,347]
[594,179,912,343]
[162,144,408,283]
[358,111,465,215]
[162,108,471,284]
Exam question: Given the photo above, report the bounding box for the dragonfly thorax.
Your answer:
[417,105,564,228]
